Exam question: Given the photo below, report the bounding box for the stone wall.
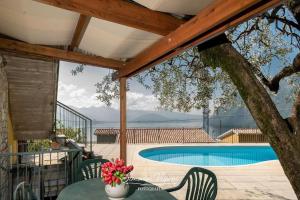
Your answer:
[0,57,8,200]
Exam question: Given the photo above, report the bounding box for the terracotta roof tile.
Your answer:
[94,128,215,143]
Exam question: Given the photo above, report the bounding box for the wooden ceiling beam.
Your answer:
[69,14,91,50]
[36,0,185,36]
[0,38,124,70]
[116,0,281,78]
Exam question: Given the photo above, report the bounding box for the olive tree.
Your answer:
[91,1,300,197]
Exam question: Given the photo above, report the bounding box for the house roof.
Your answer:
[95,128,215,143]
[217,128,262,139]
[94,129,120,136]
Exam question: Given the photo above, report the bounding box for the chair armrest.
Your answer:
[165,185,183,192]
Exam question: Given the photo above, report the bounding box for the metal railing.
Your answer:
[0,148,82,200]
[56,101,93,152]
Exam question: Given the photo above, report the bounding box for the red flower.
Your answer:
[115,178,121,184]
[101,158,134,186]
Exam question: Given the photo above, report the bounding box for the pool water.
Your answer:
[139,146,278,166]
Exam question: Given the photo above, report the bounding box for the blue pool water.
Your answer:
[139,146,278,166]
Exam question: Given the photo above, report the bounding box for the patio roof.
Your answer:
[0,0,188,61]
[0,0,280,72]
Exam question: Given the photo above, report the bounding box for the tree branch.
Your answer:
[263,5,300,31]
[261,53,300,93]
[234,21,259,42]
[284,0,300,24]
[266,15,300,30]
[232,5,300,48]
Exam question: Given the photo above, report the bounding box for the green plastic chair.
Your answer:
[165,167,217,200]
[13,182,38,200]
[77,158,109,181]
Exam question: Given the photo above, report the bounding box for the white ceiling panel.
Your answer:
[79,18,162,60]
[0,0,79,45]
[134,0,213,15]
[0,0,215,60]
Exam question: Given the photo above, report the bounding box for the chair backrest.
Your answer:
[181,167,217,200]
[77,158,109,181]
[13,182,38,200]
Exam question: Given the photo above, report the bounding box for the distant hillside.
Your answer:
[210,80,293,132]
[131,113,170,122]
[210,107,256,128]
[71,106,203,123]
[71,106,119,122]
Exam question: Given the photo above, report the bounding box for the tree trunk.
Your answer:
[201,42,300,199]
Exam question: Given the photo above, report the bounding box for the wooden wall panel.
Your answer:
[4,54,58,140]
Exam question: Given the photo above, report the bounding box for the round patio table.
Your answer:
[57,178,176,200]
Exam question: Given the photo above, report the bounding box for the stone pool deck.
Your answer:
[91,143,297,200]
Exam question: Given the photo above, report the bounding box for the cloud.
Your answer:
[58,82,159,111]
[110,91,159,111]
[69,88,86,97]
[128,92,159,111]
[58,82,105,108]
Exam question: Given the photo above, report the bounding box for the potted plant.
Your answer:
[101,158,134,199]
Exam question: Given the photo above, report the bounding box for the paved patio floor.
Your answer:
[92,143,297,200]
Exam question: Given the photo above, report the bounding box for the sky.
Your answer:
[57,61,204,114]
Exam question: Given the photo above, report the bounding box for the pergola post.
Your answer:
[119,77,127,164]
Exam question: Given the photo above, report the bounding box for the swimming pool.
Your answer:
[139,146,278,166]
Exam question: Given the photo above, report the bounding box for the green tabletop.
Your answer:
[57,179,176,200]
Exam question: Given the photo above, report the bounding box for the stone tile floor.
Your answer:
[92,143,297,200]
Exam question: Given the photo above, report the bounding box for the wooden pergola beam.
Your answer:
[36,0,185,36]
[0,38,124,70]
[116,0,281,78]
[69,14,91,51]
[119,77,127,163]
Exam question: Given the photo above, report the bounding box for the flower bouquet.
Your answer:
[101,159,134,199]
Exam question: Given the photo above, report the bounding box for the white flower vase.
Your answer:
[105,183,129,200]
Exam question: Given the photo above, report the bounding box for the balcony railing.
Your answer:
[0,148,82,200]
[56,101,93,151]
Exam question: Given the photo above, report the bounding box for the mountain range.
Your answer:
[72,106,203,123]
